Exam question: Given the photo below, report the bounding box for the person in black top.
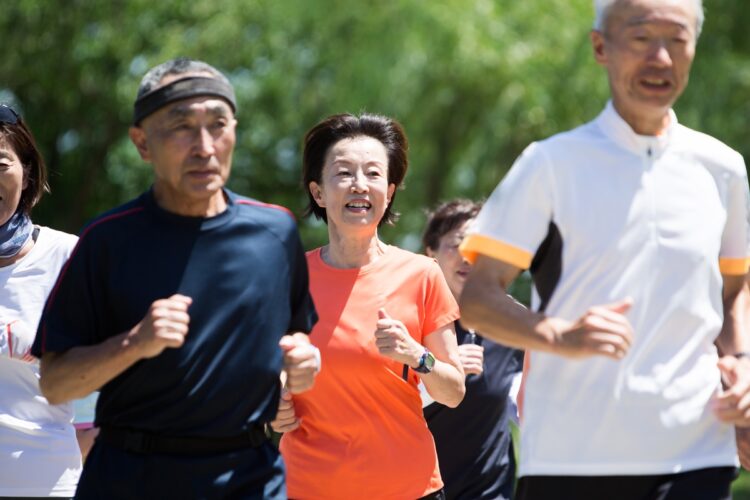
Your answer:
[422,199,523,500]
[32,58,320,499]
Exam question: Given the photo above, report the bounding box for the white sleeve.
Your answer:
[460,142,555,269]
[719,162,750,275]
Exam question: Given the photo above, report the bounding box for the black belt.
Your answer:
[98,424,268,455]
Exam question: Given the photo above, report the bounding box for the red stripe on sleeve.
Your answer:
[236,199,295,219]
[39,207,144,354]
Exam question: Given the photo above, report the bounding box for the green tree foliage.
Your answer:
[0,0,747,251]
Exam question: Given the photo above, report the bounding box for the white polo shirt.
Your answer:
[461,101,750,476]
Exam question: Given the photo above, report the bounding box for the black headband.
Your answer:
[133,76,237,125]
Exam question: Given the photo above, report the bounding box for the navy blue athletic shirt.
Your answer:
[33,189,317,437]
[424,320,523,500]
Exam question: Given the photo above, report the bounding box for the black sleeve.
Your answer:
[32,232,102,357]
[286,225,317,334]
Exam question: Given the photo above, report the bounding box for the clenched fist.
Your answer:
[127,294,192,359]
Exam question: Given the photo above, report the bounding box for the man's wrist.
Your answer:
[534,316,561,351]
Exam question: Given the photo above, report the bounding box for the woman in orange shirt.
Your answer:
[273,113,465,500]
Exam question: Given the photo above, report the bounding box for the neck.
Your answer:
[323,225,385,269]
[153,185,227,217]
[0,236,34,268]
[611,98,672,136]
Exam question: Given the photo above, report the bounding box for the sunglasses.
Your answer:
[0,105,19,125]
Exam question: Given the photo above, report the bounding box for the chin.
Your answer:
[186,180,224,195]
[631,90,679,108]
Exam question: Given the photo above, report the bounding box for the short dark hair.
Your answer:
[136,57,231,99]
[302,113,409,226]
[422,199,482,251]
[0,114,49,215]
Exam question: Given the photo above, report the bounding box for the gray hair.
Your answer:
[593,0,704,37]
[136,57,232,98]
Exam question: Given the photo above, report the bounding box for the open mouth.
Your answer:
[346,201,371,212]
[640,77,672,91]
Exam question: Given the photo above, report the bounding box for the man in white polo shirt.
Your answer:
[459,0,750,498]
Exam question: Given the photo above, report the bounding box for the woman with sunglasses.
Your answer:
[0,105,82,497]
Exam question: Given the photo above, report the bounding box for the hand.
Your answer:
[544,298,634,360]
[127,294,192,359]
[270,389,300,433]
[280,333,320,394]
[457,344,484,375]
[375,308,424,367]
[714,356,750,427]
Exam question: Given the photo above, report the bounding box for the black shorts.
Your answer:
[515,466,738,500]
[75,439,285,499]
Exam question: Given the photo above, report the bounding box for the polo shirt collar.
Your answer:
[595,100,677,157]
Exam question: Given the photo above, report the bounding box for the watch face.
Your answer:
[423,351,436,372]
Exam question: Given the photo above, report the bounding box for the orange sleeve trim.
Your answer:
[459,234,533,270]
[719,257,750,275]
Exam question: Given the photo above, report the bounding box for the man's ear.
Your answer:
[309,181,325,208]
[129,126,151,161]
[425,246,436,258]
[590,30,608,65]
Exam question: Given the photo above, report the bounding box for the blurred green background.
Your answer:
[4,0,750,251]
[4,1,750,494]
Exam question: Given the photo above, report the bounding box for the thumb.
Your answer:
[280,388,293,401]
[279,335,297,352]
[604,297,633,314]
[378,308,391,320]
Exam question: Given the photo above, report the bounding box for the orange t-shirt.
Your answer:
[280,245,460,500]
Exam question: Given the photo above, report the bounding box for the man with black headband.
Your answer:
[32,58,320,499]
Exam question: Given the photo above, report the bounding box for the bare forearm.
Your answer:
[420,360,465,408]
[459,280,552,352]
[40,332,144,405]
[716,275,749,357]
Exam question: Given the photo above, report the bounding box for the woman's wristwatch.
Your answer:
[412,349,436,374]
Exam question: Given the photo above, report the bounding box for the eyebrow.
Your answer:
[0,151,14,161]
[331,159,387,169]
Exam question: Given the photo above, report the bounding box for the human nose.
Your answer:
[647,40,672,66]
[193,127,216,157]
[350,171,368,192]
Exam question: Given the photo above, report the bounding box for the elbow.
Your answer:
[443,382,466,409]
[39,378,67,406]
[436,375,466,409]
[38,357,71,405]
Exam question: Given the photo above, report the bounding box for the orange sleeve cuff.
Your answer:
[719,257,750,275]
[459,234,533,270]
